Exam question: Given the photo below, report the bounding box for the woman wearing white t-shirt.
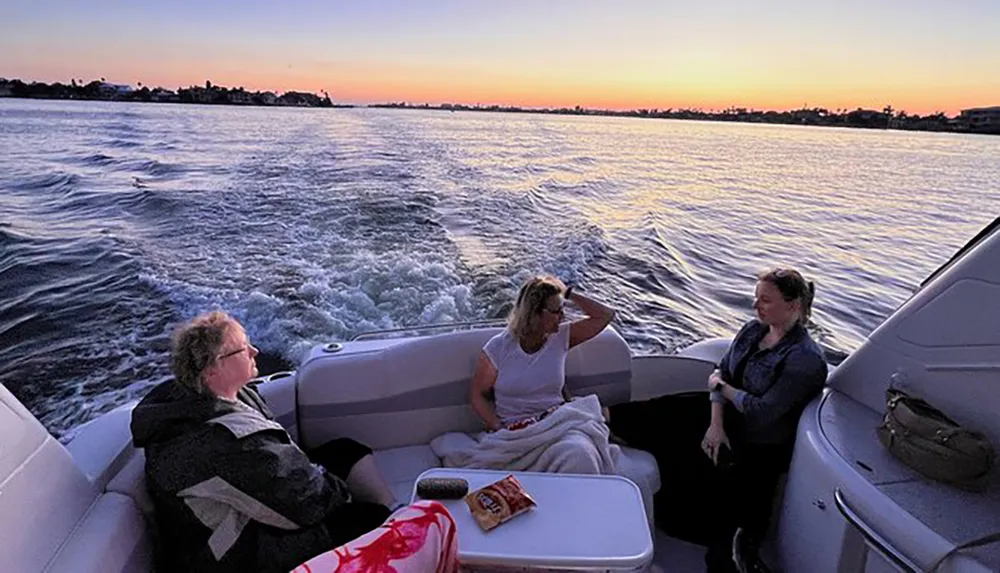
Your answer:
[469,275,616,432]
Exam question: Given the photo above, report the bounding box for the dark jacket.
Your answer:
[131,382,352,573]
[718,319,828,445]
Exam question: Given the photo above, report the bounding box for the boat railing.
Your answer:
[350,318,506,341]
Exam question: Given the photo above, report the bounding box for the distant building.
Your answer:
[99,82,133,97]
[187,87,213,103]
[259,92,278,105]
[150,88,178,103]
[0,79,11,97]
[959,106,1000,131]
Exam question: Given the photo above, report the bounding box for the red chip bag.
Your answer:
[464,475,537,531]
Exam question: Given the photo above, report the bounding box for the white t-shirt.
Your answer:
[483,322,571,424]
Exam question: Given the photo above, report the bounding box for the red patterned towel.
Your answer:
[292,501,459,573]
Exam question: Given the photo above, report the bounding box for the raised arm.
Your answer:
[568,289,616,349]
[469,351,502,431]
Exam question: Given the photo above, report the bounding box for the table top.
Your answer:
[411,468,653,570]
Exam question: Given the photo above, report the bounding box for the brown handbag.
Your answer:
[877,388,994,492]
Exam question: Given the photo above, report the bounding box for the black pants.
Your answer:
[610,393,790,573]
[308,438,392,547]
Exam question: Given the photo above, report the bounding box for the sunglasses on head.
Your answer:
[543,302,565,314]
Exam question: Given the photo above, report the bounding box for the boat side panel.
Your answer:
[829,227,1000,446]
[777,390,998,573]
[631,355,716,401]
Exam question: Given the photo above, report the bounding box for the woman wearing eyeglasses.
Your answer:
[131,311,406,573]
[608,268,828,573]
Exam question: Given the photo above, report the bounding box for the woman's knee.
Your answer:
[310,438,374,480]
[559,439,602,473]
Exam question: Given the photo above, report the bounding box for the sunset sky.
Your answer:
[2,0,998,115]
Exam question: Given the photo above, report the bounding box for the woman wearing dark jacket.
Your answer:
[608,268,828,573]
[132,311,402,573]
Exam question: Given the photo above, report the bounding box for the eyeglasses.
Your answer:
[217,342,252,361]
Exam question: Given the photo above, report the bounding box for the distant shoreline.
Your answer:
[368,102,1000,136]
[2,77,997,136]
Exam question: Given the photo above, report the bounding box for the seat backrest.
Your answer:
[296,325,632,450]
[0,384,99,572]
[0,384,155,573]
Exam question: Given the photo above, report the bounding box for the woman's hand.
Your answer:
[707,369,724,391]
[701,423,731,465]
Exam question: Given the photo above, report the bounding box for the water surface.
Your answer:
[1,99,997,437]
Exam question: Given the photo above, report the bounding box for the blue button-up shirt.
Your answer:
[711,319,828,445]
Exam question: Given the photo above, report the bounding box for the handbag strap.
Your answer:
[928,531,1000,572]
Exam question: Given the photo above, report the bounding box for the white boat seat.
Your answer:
[371,442,662,512]
[64,404,136,490]
[46,492,153,573]
[296,327,635,451]
[297,326,658,513]
[619,446,661,493]
[0,384,153,573]
[373,444,442,503]
[107,449,156,519]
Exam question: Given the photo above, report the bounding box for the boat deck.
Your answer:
[651,529,707,572]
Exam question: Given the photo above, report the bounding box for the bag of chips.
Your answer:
[464,474,537,531]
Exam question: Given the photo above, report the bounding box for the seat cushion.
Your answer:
[373,445,441,503]
[106,450,155,519]
[46,492,153,573]
[65,405,135,490]
[619,446,661,494]
[618,446,660,527]
[373,444,658,509]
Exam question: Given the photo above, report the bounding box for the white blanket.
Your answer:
[430,394,621,474]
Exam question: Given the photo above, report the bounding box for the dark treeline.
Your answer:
[2,76,997,134]
[0,78,342,108]
[372,102,1000,135]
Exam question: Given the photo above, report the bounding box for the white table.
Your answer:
[411,468,653,571]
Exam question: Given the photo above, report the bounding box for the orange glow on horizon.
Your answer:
[4,2,998,118]
[6,50,996,117]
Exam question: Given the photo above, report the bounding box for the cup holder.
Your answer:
[323,342,344,353]
[266,371,294,383]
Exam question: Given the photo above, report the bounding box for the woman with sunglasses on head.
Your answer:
[467,275,616,468]
[608,268,828,573]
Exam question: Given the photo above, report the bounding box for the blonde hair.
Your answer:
[757,268,816,324]
[507,275,566,341]
[170,311,238,393]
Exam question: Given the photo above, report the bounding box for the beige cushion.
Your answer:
[47,492,153,573]
[0,386,99,573]
[106,449,155,519]
[619,446,661,494]
[373,445,441,503]
[64,405,135,489]
[618,446,661,525]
